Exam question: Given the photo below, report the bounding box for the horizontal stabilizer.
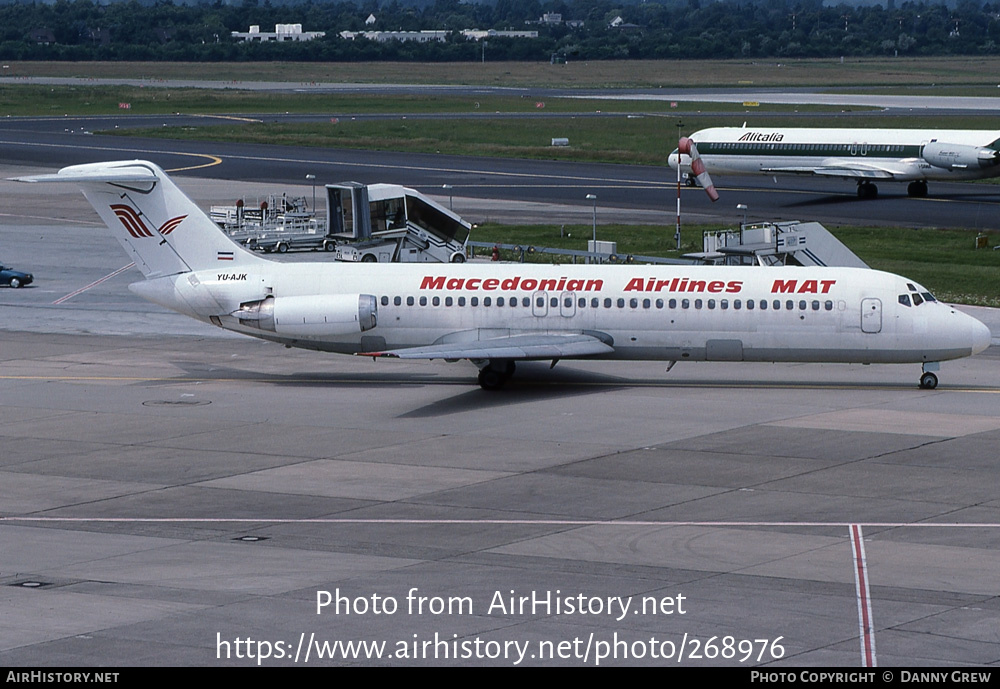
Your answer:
[14,163,158,185]
[368,333,615,361]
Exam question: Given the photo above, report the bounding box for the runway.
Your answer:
[3,111,1000,231]
[1,168,1000,667]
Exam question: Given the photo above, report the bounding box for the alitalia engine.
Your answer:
[922,141,1000,170]
[234,294,377,337]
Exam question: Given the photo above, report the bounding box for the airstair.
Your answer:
[686,221,868,268]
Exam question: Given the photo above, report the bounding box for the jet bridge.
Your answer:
[326,182,469,263]
[686,221,868,268]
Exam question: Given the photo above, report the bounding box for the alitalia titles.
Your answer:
[738,132,785,142]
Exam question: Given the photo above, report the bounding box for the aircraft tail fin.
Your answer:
[16,160,265,278]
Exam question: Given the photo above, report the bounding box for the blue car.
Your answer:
[1,263,33,288]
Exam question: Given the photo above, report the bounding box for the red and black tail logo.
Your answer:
[111,204,186,238]
[111,204,153,238]
[158,215,186,235]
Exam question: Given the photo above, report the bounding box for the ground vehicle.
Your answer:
[1,264,33,288]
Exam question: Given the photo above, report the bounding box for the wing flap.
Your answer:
[368,333,614,361]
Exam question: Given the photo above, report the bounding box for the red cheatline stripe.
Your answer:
[851,524,877,667]
[53,263,135,305]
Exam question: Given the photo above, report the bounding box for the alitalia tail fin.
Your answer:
[16,160,265,278]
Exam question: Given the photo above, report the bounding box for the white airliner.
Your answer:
[668,127,1000,199]
[18,160,992,389]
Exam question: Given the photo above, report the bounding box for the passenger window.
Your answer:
[432,296,440,306]
[604,298,612,308]
[407,296,415,306]
[617,298,625,308]
[629,298,638,308]
[394,296,402,306]
[564,297,572,308]
[798,300,806,310]
[811,300,819,310]
[656,299,663,309]
[458,297,466,306]
[774,300,781,310]
[825,300,833,310]
[785,300,793,310]
[497,297,505,307]
[669,299,677,309]
[760,300,766,310]
[721,299,728,310]
[682,299,690,309]
[484,297,491,307]
[734,300,741,310]
[550,297,558,308]
[380,296,389,306]
[419,296,427,306]
[446,297,453,307]
[694,299,703,309]
[471,297,479,307]
[578,298,586,308]
[591,298,599,308]
[642,299,650,309]
[746,299,754,310]
[708,299,716,309]
[536,297,544,308]
[522,297,530,307]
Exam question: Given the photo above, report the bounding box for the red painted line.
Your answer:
[52,263,135,305]
[851,524,877,667]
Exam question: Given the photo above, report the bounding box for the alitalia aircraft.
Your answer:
[18,160,992,389]
[668,127,1000,199]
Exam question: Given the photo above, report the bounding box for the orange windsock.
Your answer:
[678,137,719,202]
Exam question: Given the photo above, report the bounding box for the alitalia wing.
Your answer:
[367,332,614,361]
[760,162,897,179]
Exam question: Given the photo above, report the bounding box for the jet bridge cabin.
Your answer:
[326,182,470,263]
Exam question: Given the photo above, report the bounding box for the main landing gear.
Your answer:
[919,362,940,390]
[857,181,878,199]
[477,360,516,390]
[907,180,928,198]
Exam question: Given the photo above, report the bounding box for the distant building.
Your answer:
[232,24,325,42]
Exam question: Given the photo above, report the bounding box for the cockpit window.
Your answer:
[906,283,916,291]
[912,293,924,306]
[898,294,911,307]
[922,292,937,303]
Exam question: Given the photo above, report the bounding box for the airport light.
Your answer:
[442,184,453,210]
[737,203,748,229]
[305,174,316,212]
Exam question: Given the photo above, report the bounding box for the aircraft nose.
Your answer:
[970,315,993,355]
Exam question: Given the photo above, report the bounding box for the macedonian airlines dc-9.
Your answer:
[19,160,990,389]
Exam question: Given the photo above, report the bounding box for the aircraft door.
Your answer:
[861,298,882,333]
[532,291,548,317]
[560,291,576,318]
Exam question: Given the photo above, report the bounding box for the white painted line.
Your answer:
[851,524,877,667]
[52,262,134,304]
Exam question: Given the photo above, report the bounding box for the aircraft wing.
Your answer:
[367,332,614,361]
[759,163,896,179]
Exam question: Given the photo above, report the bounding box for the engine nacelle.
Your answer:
[234,294,377,337]
[922,141,1000,170]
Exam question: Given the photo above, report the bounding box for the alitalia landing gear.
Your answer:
[919,362,940,390]
[907,180,928,198]
[477,360,516,390]
[857,181,878,199]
